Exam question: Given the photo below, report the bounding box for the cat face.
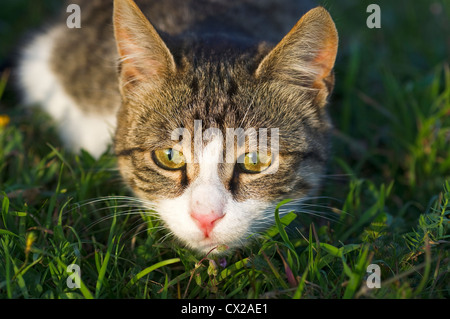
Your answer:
[113,0,338,254]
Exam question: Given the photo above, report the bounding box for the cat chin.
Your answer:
[182,230,264,256]
[167,223,252,255]
[183,239,236,256]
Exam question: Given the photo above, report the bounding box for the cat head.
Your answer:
[112,0,338,254]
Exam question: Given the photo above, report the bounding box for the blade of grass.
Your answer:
[292,265,309,299]
[342,246,370,299]
[1,237,12,298]
[95,211,118,298]
[413,235,432,297]
[261,250,289,290]
[1,194,10,230]
[125,258,181,289]
[10,257,29,298]
[265,211,297,238]
[274,200,300,270]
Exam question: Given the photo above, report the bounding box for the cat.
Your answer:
[17,0,338,254]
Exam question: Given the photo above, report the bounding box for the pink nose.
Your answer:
[190,211,224,238]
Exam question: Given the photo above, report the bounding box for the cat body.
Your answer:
[17,0,338,254]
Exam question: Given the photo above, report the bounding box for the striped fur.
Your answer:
[18,0,338,253]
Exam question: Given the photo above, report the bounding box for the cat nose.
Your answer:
[190,211,224,238]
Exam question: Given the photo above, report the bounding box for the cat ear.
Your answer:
[113,0,176,91]
[255,7,338,104]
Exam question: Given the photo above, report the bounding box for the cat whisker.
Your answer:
[124,221,166,240]
[65,196,139,209]
[282,203,344,222]
[280,202,345,217]
[60,195,171,244]
[298,196,340,205]
[68,196,160,213]
[280,196,349,215]
[255,198,347,229]
[296,210,341,223]
[318,173,353,180]
[295,195,344,203]
[81,210,146,231]
[157,230,176,245]
[238,90,257,128]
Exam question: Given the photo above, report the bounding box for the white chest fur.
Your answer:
[17,27,116,158]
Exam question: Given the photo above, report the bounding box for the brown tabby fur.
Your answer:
[19,0,338,251]
[110,0,337,203]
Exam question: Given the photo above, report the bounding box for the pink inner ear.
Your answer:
[113,1,176,88]
[312,38,338,88]
[116,30,161,85]
[121,53,161,85]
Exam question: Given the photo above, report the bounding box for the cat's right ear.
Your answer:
[255,7,338,107]
[113,0,176,92]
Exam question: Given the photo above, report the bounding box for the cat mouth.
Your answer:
[195,236,223,250]
[189,234,234,255]
[194,242,228,255]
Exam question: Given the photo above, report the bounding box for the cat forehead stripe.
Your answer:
[197,135,223,182]
[173,120,279,167]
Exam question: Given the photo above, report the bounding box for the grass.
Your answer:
[0,0,449,299]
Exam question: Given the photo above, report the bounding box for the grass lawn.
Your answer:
[0,0,449,299]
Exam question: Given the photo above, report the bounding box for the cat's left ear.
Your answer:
[113,0,176,92]
[255,7,338,106]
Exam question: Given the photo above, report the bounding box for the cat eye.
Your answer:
[152,149,186,170]
[238,152,272,174]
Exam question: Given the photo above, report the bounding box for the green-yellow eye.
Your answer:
[238,152,272,174]
[153,148,186,170]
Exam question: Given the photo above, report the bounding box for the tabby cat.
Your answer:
[17,0,338,254]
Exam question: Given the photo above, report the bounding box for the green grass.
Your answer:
[0,0,449,299]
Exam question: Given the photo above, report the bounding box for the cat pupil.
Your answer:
[249,153,258,165]
[166,149,174,161]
